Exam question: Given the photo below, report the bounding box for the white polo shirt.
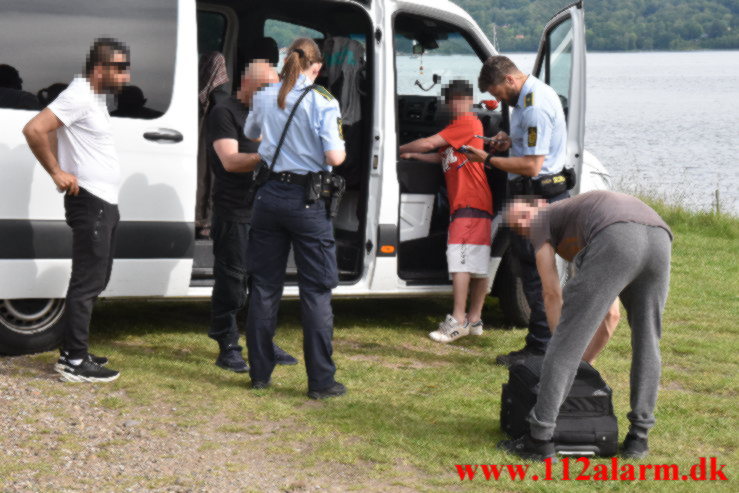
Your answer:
[509,75,567,181]
[48,76,120,204]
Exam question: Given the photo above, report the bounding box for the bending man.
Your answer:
[498,190,672,460]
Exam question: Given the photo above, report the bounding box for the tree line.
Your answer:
[452,0,738,51]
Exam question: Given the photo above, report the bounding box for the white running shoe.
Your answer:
[429,314,469,343]
[468,320,484,336]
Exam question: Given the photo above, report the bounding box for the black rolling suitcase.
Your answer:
[500,355,619,457]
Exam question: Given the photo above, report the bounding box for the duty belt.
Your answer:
[269,171,311,187]
[509,168,576,198]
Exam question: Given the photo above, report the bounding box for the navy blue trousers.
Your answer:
[512,191,570,352]
[245,181,339,391]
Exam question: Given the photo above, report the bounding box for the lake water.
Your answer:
[397,51,739,214]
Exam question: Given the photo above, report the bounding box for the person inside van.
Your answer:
[0,64,40,110]
[37,83,68,107]
[21,37,131,383]
[111,85,163,119]
[399,80,494,344]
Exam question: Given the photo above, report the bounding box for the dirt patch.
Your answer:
[660,381,691,392]
[0,356,421,492]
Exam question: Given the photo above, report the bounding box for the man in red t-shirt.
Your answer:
[399,80,494,343]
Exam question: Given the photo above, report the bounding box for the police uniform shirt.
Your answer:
[205,95,258,220]
[244,74,345,174]
[509,75,567,181]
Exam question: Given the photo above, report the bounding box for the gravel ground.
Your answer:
[0,356,418,492]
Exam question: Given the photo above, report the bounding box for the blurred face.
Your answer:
[94,51,130,94]
[506,200,545,237]
[485,74,518,106]
[238,61,279,106]
[448,96,473,117]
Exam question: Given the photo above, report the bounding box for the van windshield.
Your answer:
[394,17,484,101]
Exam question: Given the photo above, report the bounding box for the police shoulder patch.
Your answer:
[527,127,537,147]
[524,92,534,108]
[313,85,335,101]
[337,117,344,140]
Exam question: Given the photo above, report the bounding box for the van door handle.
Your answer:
[143,129,183,143]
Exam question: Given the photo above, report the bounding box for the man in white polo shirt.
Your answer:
[23,38,130,382]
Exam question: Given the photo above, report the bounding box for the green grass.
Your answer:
[15,206,739,490]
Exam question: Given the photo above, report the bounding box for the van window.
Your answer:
[264,19,323,69]
[394,15,483,101]
[539,18,573,116]
[0,0,177,118]
[198,11,228,54]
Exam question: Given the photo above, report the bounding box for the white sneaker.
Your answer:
[468,320,484,336]
[429,315,469,343]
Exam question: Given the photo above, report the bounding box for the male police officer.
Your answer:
[498,191,672,459]
[23,38,130,382]
[206,61,297,372]
[464,56,570,367]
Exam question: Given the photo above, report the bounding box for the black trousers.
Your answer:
[512,191,569,352]
[209,212,250,347]
[61,188,119,360]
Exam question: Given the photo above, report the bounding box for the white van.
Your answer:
[0,0,609,355]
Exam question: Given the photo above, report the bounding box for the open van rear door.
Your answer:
[533,1,586,195]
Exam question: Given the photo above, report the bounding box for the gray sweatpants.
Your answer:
[528,222,672,441]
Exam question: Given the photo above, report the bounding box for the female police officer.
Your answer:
[243,38,346,399]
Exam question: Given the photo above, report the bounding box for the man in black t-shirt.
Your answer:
[206,61,296,371]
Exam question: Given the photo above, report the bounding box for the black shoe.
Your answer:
[251,379,271,389]
[58,359,120,383]
[497,434,556,461]
[495,346,545,367]
[216,344,249,373]
[307,382,346,400]
[621,433,649,459]
[55,353,109,373]
[215,344,249,373]
[273,344,298,366]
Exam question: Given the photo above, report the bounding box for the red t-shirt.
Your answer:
[438,113,493,215]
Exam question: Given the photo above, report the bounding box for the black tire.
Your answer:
[0,299,65,356]
[493,250,530,328]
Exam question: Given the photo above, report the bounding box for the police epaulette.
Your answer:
[524,92,534,108]
[313,85,335,101]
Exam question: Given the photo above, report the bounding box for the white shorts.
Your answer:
[446,243,492,277]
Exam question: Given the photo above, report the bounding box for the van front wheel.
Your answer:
[0,299,65,356]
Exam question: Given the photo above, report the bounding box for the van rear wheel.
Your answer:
[0,299,65,355]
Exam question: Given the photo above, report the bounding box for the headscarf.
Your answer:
[198,52,229,114]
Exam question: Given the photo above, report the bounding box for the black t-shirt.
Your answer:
[205,96,258,220]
